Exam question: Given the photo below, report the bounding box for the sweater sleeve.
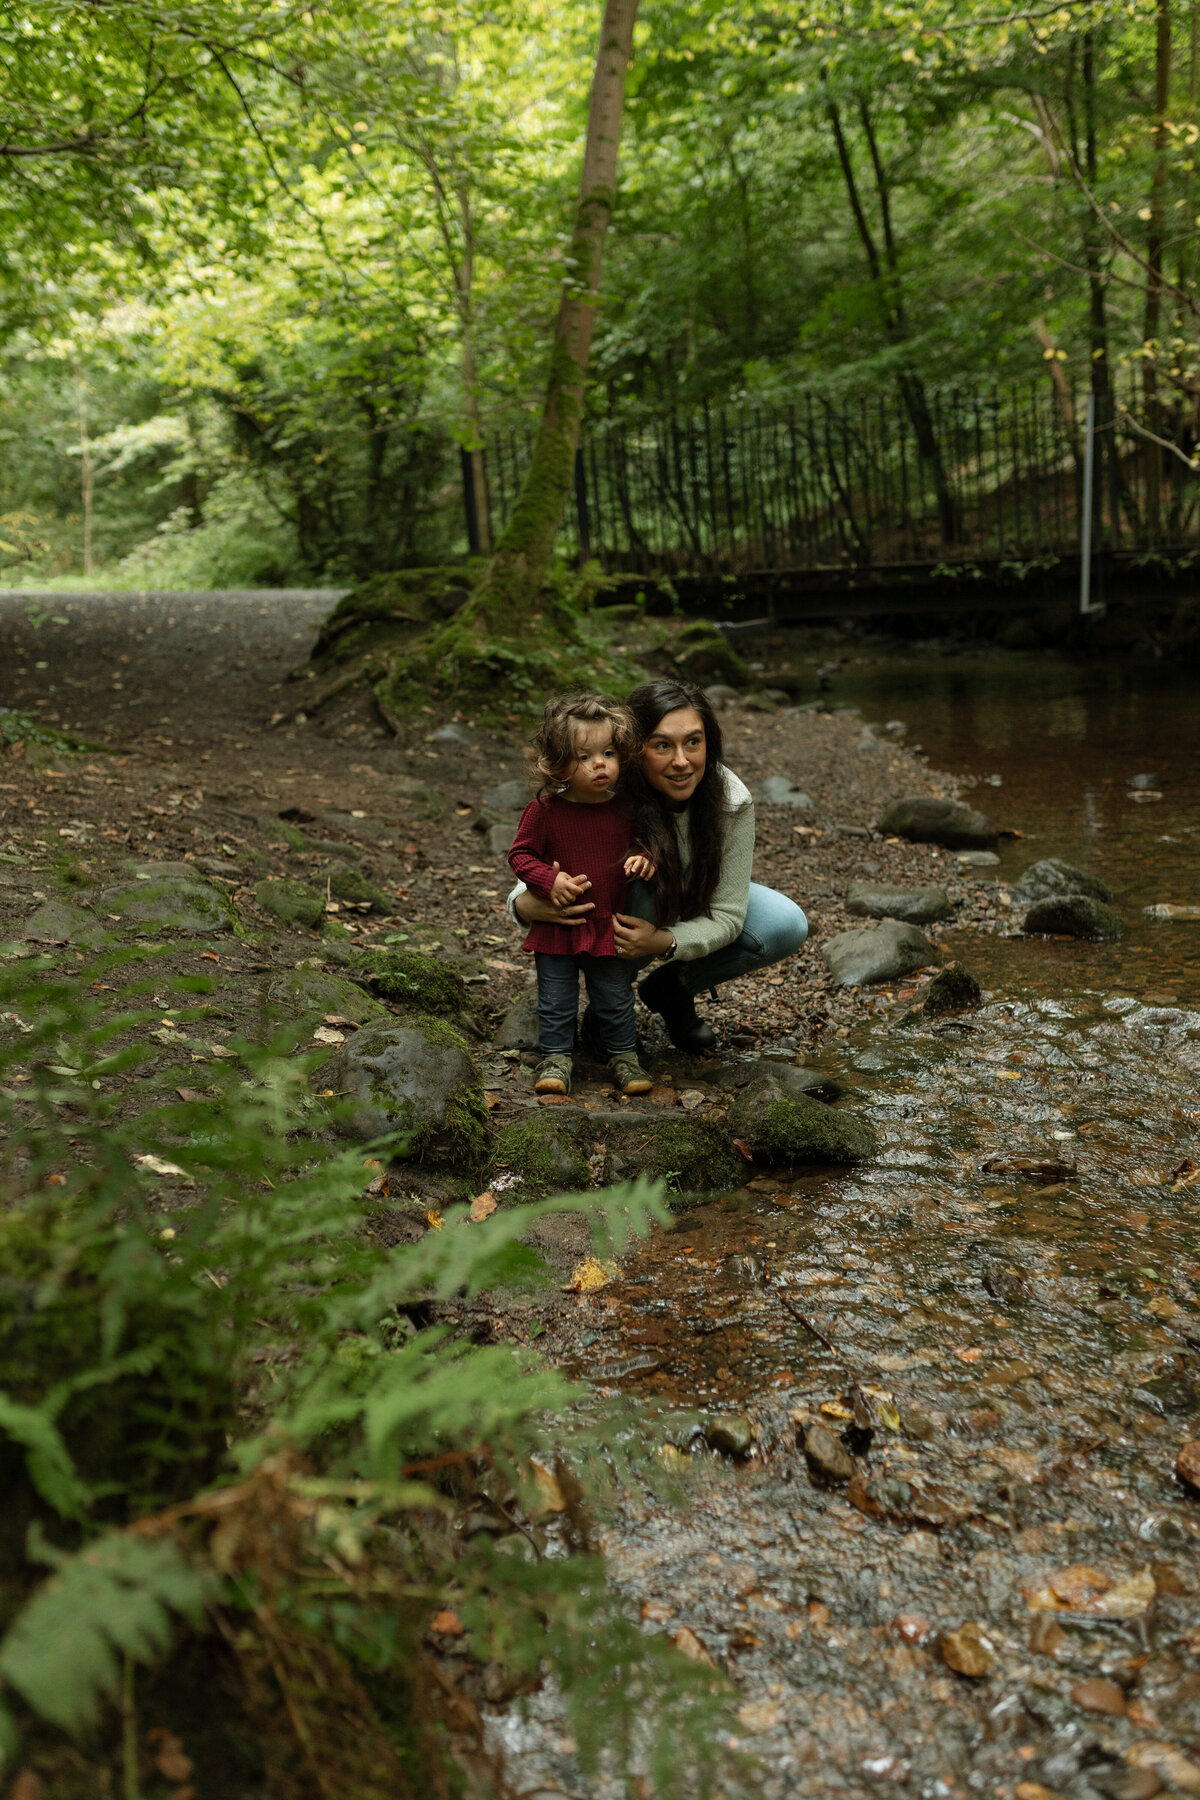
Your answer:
[507,801,558,901]
[668,795,755,963]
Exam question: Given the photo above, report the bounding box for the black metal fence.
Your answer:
[474,379,1200,574]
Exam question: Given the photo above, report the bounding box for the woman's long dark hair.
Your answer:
[624,679,727,925]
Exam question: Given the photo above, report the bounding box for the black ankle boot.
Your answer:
[638,965,717,1054]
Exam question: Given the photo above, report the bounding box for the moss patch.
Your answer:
[351,946,470,1017]
[726,1078,877,1167]
[327,864,390,911]
[491,1110,591,1198]
[603,1115,745,1199]
[253,877,325,931]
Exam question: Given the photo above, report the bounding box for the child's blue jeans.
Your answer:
[535,953,635,1055]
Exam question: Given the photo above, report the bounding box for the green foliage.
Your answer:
[0,949,738,1791]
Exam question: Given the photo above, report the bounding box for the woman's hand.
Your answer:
[613,912,674,960]
[514,864,595,927]
[624,853,657,880]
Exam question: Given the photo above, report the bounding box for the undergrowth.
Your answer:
[0,948,741,1797]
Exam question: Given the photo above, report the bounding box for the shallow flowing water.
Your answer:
[498,652,1200,1800]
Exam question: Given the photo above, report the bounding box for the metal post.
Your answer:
[1079,390,1103,614]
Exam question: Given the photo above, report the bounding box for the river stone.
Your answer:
[705,1415,754,1457]
[329,1019,485,1164]
[769,1062,847,1103]
[492,1107,744,1199]
[267,967,389,1027]
[254,878,325,930]
[938,1622,995,1679]
[755,777,813,810]
[483,780,529,814]
[847,881,953,925]
[1127,772,1160,790]
[725,1072,877,1165]
[802,1423,855,1484]
[924,963,982,1017]
[22,898,115,949]
[97,875,234,936]
[822,920,937,987]
[1024,895,1124,942]
[1011,858,1114,906]
[1145,903,1200,921]
[955,850,999,868]
[703,685,741,707]
[876,795,998,848]
[495,989,539,1051]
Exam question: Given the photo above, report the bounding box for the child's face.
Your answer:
[566,718,620,802]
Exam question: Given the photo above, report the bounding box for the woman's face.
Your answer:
[640,706,707,805]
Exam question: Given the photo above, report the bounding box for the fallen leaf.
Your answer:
[669,1625,715,1666]
[566,1255,614,1293]
[323,1014,360,1030]
[311,1026,345,1045]
[200,951,220,963]
[530,1459,567,1513]
[820,1400,856,1422]
[641,1599,675,1623]
[649,1085,677,1107]
[133,1152,188,1179]
[424,1209,443,1232]
[732,1137,754,1161]
[470,1190,497,1221]
[430,1609,464,1637]
[208,1043,235,1059]
[484,1092,501,1109]
[148,1730,193,1784]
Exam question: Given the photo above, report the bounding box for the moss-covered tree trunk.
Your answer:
[472,0,639,627]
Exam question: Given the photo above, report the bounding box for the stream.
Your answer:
[495,650,1200,1800]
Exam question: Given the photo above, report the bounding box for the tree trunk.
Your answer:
[1143,0,1172,535]
[473,0,639,625]
[1073,32,1121,541]
[78,385,94,578]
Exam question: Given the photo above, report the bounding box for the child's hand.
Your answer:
[551,868,591,909]
[624,853,657,880]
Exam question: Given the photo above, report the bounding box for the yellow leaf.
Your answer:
[424,1209,443,1232]
[567,1255,613,1292]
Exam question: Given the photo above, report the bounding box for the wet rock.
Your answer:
[924,963,983,1017]
[938,1621,996,1678]
[491,1109,590,1197]
[21,898,115,949]
[1024,895,1124,942]
[329,1018,486,1166]
[1071,1679,1126,1717]
[705,1414,754,1457]
[489,822,516,858]
[956,850,1000,867]
[604,1114,745,1194]
[847,881,954,925]
[1127,772,1160,790]
[482,780,529,814]
[1011,858,1115,906]
[726,1071,877,1165]
[267,967,389,1026]
[253,877,325,931]
[1175,1441,1200,1493]
[876,795,999,848]
[495,989,539,1050]
[755,777,813,810]
[770,1062,847,1103]
[801,1423,855,1484]
[830,823,871,839]
[822,919,937,987]
[99,874,235,936]
[1144,903,1200,922]
[1099,1772,1162,1800]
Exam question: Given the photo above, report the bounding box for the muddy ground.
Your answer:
[2,591,1199,1800]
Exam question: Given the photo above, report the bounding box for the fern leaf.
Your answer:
[0,1533,212,1732]
[0,1393,90,1519]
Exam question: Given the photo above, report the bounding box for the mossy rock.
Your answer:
[924,963,983,1017]
[665,621,750,688]
[726,1074,877,1166]
[254,877,325,931]
[267,967,390,1028]
[327,864,390,911]
[22,898,116,950]
[1023,895,1124,942]
[351,946,470,1017]
[602,1114,745,1199]
[491,1109,592,1198]
[0,1211,233,1586]
[311,568,473,663]
[97,875,236,937]
[330,1015,486,1168]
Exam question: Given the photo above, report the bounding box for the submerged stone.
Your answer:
[924,963,983,1017]
[253,877,325,931]
[875,795,998,848]
[802,1423,855,1484]
[329,1017,485,1166]
[1024,895,1123,942]
[725,1072,877,1165]
[822,919,937,987]
[705,1415,754,1457]
[847,881,953,925]
[1011,857,1114,906]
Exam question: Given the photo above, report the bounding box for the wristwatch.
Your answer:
[662,933,677,961]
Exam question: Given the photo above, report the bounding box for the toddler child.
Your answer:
[508,692,656,1097]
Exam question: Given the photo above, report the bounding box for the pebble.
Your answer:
[801,1422,855,1484]
[956,850,1000,867]
[1071,1677,1126,1716]
[938,1621,996,1678]
[705,1414,755,1457]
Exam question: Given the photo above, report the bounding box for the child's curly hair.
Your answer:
[528,692,640,800]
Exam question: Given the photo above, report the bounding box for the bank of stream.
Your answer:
[496,647,1200,1800]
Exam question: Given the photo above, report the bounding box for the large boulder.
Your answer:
[329,1018,486,1165]
[726,1072,876,1165]
[1011,858,1114,907]
[1023,896,1123,942]
[847,882,953,925]
[482,780,530,815]
[876,796,998,848]
[822,920,937,987]
[491,1110,591,1198]
[98,873,235,936]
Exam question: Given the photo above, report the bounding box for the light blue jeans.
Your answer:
[627,881,809,993]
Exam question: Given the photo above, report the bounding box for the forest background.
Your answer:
[2,0,1196,594]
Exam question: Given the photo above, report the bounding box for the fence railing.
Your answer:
[473,379,1200,575]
